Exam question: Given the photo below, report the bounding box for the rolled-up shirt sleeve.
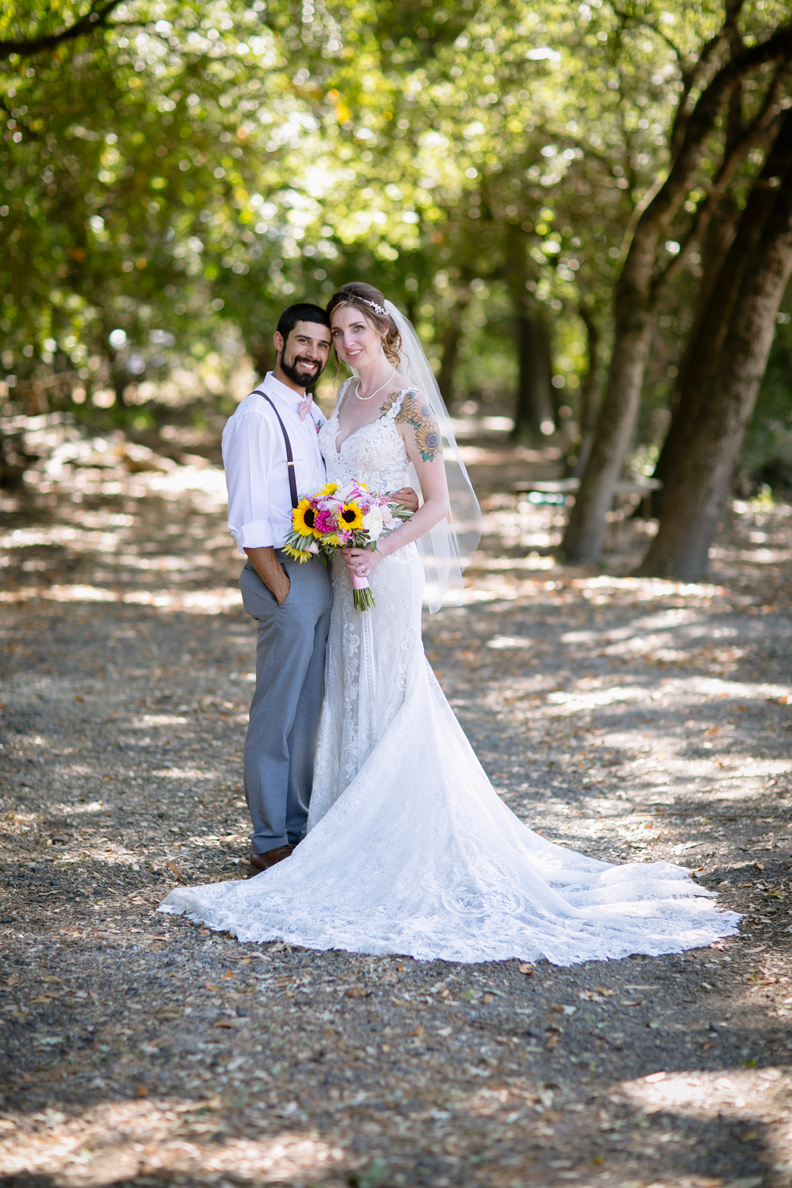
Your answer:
[222,410,276,553]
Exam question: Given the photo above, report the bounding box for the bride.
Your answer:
[161,282,739,965]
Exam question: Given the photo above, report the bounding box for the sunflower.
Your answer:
[339,502,364,530]
[293,499,317,536]
[282,542,313,562]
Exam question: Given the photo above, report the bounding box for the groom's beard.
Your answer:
[279,353,326,390]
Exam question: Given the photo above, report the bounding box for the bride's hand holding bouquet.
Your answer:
[282,480,413,609]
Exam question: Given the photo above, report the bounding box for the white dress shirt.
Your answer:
[221,372,327,553]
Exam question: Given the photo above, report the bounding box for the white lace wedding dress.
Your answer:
[160,393,740,964]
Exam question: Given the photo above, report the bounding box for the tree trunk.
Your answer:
[511,308,553,440]
[636,153,792,579]
[559,21,792,563]
[437,291,469,406]
[503,224,554,440]
[647,196,742,517]
[559,291,654,560]
[649,111,792,516]
[571,305,600,477]
[250,338,276,382]
[113,371,128,408]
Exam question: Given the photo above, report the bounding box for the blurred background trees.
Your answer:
[2,0,791,575]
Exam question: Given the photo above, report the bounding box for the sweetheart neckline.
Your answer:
[330,390,411,454]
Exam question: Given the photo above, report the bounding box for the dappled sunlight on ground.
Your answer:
[0,1098,344,1187]
[1,413,791,1186]
[0,583,242,613]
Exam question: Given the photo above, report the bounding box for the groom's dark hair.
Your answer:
[277,303,330,343]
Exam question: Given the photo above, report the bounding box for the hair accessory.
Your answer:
[357,296,388,317]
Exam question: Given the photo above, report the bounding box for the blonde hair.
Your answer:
[326,282,402,368]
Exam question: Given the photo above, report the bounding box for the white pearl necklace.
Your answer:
[356,366,396,401]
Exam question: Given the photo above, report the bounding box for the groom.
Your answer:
[223,303,335,872]
[223,301,414,873]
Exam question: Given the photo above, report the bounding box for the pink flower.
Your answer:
[314,508,339,535]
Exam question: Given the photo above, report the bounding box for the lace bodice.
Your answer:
[318,389,412,491]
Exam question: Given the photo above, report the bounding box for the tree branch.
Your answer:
[615,10,684,62]
[0,90,43,141]
[667,1,749,159]
[638,22,792,241]
[653,64,791,293]
[0,0,125,63]
[669,28,729,159]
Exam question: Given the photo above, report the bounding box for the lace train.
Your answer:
[161,649,739,964]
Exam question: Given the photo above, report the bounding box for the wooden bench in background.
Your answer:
[512,477,662,518]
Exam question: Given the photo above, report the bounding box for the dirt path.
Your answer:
[1,419,791,1188]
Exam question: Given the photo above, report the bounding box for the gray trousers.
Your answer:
[240,553,333,856]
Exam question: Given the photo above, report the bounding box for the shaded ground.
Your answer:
[1,410,791,1188]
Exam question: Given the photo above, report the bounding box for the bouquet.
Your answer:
[282,480,413,610]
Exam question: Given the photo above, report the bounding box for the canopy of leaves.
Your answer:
[1,0,789,462]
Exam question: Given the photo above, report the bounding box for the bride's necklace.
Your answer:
[356,366,396,402]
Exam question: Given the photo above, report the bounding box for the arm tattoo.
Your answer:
[394,390,442,462]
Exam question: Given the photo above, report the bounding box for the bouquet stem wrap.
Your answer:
[350,571,376,611]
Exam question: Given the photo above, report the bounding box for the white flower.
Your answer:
[338,480,364,502]
[362,504,383,539]
[381,504,395,529]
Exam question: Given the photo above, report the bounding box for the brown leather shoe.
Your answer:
[249,844,293,873]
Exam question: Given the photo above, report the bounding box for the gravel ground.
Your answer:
[0,412,791,1188]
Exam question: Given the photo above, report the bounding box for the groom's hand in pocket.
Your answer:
[245,546,291,605]
[390,487,419,512]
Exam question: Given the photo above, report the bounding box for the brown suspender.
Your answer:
[255,389,300,510]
